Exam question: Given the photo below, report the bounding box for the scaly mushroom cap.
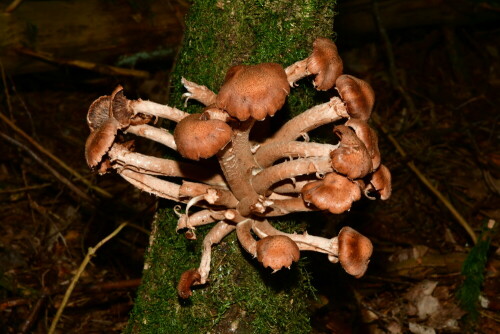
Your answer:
[87,95,111,131]
[173,113,233,160]
[301,172,362,214]
[216,63,290,121]
[256,235,300,271]
[364,164,392,200]
[307,37,343,91]
[336,74,375,121]
[337,226,373,278]
[84,117,119,169]
[330,125,372,179]
[345,118,381,171]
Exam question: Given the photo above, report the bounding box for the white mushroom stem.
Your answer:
[285,59,309,87]
[264,97,348,144]
[198,221,236,284]
[252,157,333,195]
[254,141,337,168]
[179,181,237,208]
[129,99,189,122]
[257,197,318,217]
[125,124,177,150]
[181,77,217,106]
[236,219,257,257]
[252,220,339,259]
[176,209,228,231]
[108,144,226,186]
[118,169,181,202]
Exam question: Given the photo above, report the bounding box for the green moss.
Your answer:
[127,0,336,332]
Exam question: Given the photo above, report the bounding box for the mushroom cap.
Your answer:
[87,95,111,131]
[335,74,374,121]
[216,63,290,121]
[173,113,233,160]
[330,125,372,179]
[337,226,373,278]
[364,164,392,200]
[256,235,300,271]
[177,268,201,299]
[110,86,153,127]
[306,37,343,91]
[301,172,362,214]
[84,117,119,169]
[345,118,381,171]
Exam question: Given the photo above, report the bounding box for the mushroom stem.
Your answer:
[118,169,181,202]
[217,119,264,216]
[129,99,189,123]
[265,97,348,144]
[125,124,177,150]
[252,220,339,258]
[176,209,233,231]
[285,59,309,86]
[257,197,318,217]
[108,144,226,186]
[236,219,257,257]
[179,181,237,207]
[181,78,217,106]
[252,157,332,195]
[198,221,236,284]
[254,141,337,168]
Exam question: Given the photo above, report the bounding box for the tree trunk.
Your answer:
[126,0,335,333]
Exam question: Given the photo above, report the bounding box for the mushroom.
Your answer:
[306,37,343,91]
[301,172,362,214]
[256,235,300,271]
[345,118,381,171]
[216,63,290,121]
[335,74,375,121]
[177,268,201,299]
[337,226,373,278]
[364,164,392,200]
[330,125,372,179]
[173,113,233,160]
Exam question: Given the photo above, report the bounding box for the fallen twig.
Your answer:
[48,222,128,334]
[4,0,23,13]
[0,131,93,203]
[0,111,112,198]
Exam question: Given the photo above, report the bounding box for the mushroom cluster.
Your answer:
[84,37,391,298]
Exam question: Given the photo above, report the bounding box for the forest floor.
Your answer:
[0,14,499,334]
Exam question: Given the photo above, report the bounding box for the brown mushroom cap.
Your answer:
[337,226,373,278]
[301,172,362,214]
[306,37,343,91]
[335,74,374,121]
[330,125,372,179]
[177,268,201,299]
[84,117,119,169]
[364,164,392,200]
[256,235,300,271]
[345,118,381,171]
[216,63,290,121]
[87,95,111,131]
[173,113,233,160]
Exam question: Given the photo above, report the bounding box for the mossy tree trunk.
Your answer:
[127,1,336,333]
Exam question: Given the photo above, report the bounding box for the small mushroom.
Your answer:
[337,226,373,278]
[345,118,381,171]
[301,172,362,214]
[110,86,152,127]
[216,63,290,121]
[335,74,375,121]
[173,113,233,160]
[330,125,372,179]
[256,235,300,271]
[364,164,392,200]
[87,95,111,131]
[177,268,201,299]
[307,37,343,91]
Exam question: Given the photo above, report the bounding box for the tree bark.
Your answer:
[126,0,335,333]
